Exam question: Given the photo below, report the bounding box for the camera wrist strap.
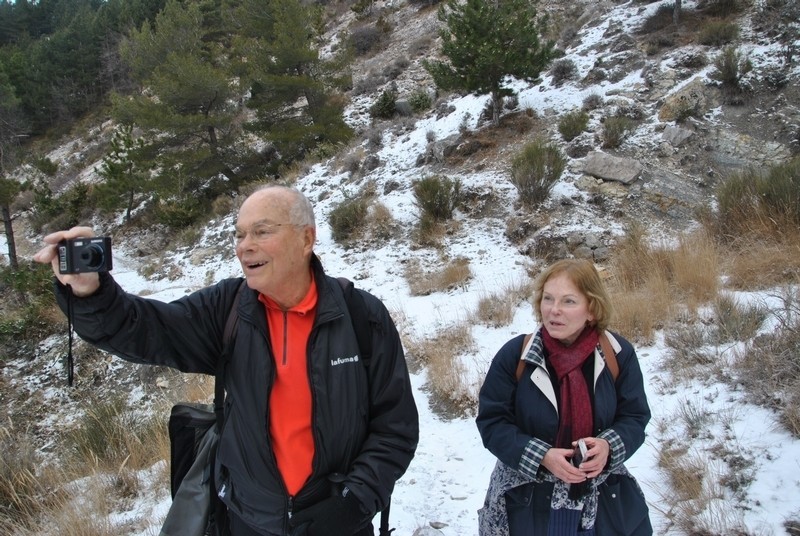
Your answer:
[66,284,75,387]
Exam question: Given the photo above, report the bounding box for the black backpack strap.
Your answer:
[204,280,246,536]
[377,500,394,536]
[337,277,373,366]
[336,277,392,535]
[215,280,247,430]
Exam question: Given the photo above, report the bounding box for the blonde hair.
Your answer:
[533,258,613,332]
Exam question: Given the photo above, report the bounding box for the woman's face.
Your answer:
[540,273,595,346]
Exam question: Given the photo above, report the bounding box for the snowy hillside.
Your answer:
[3,0,800,534]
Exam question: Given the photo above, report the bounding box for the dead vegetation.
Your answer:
[3,0,800,533]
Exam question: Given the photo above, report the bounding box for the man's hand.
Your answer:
[33,226,101,297]
[288,487,367,536]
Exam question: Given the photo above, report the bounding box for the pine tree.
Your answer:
[96,125,153,223]
[233,0,353,165]
[115,0,244,191]
[0,71,27,270]
[424,0,554,126]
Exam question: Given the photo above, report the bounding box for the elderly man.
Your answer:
[34,185,419,536]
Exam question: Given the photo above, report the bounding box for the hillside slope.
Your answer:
[1,0,799,534]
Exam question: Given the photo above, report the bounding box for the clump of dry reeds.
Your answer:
[403,322,475,417]
[404,256,472,296]
[474,277,534,328]
[606,223,719,344]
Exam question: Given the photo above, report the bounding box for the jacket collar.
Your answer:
[520,327,559,410]
[521,327,546,368]
[236,253,337,328]
[520,327,618,412]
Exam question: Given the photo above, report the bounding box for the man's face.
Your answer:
[234,190,314,301]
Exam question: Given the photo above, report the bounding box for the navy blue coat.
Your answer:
[476,330,652,535]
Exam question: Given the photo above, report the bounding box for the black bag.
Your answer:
[160,403,223,536]
[160,282,246,536]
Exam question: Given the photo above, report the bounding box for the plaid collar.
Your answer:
[522,327,547,368]
[523,327,606,369]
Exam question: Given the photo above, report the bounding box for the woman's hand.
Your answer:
[33,226,101,297]
[572,437,610,478]
[541,447,588,484]
[541,437,611,483]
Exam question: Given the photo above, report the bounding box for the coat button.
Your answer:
[611,493,617,498]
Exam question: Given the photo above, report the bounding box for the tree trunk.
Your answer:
[126,188,134,223]
[207,125,239,183]
[492,92,502,127]
[673,0,682,25]
[1,203,18,270]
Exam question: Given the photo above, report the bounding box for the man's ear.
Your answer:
[302,226,316,254]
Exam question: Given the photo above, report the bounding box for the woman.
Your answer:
[476,259,652,535]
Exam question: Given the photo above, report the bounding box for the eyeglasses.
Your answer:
[232,222,292,245]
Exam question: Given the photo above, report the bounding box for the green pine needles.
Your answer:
[423,0,555,126]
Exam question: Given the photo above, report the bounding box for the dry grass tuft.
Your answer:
[403,322,475,417]
[366,201,400,241]
[609,277,672,345]
[607,225,720,343]
[710,292,767,344]
[404,256,472,296]
[704,159,800,288]
[662,321,716,379]
[475,277,534,328]
[1,393,173,534]
[657,444,704,503]
[30,476,129,536]
[672,230,720,308]
[720,231,800,289]
[732,286,800,437]
[0,427,66,532]
[653,401,755,535]
[64,396,169,474]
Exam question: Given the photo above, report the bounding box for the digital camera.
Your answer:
[568,438,590,500]
[57,237,113,274]
[571,438,588,468]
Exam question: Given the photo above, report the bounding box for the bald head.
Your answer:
[243,185,316,229]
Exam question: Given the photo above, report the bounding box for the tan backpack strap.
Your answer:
[516,333,533,381]
[599,332,619,382]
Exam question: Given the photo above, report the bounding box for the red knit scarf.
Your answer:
[542,325,599,448]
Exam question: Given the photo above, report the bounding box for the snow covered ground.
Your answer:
[103,148,800,534]
[7,0,800,533]
[101,77,799,532]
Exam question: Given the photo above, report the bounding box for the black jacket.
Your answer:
[56,255,419,535]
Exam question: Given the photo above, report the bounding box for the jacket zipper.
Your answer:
[286,494,294,533]
[259,318,293,532]
[282,310,288,366]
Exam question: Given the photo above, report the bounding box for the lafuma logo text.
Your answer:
[331,355,359,366]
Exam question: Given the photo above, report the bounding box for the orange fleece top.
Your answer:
[259,275,317,496]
